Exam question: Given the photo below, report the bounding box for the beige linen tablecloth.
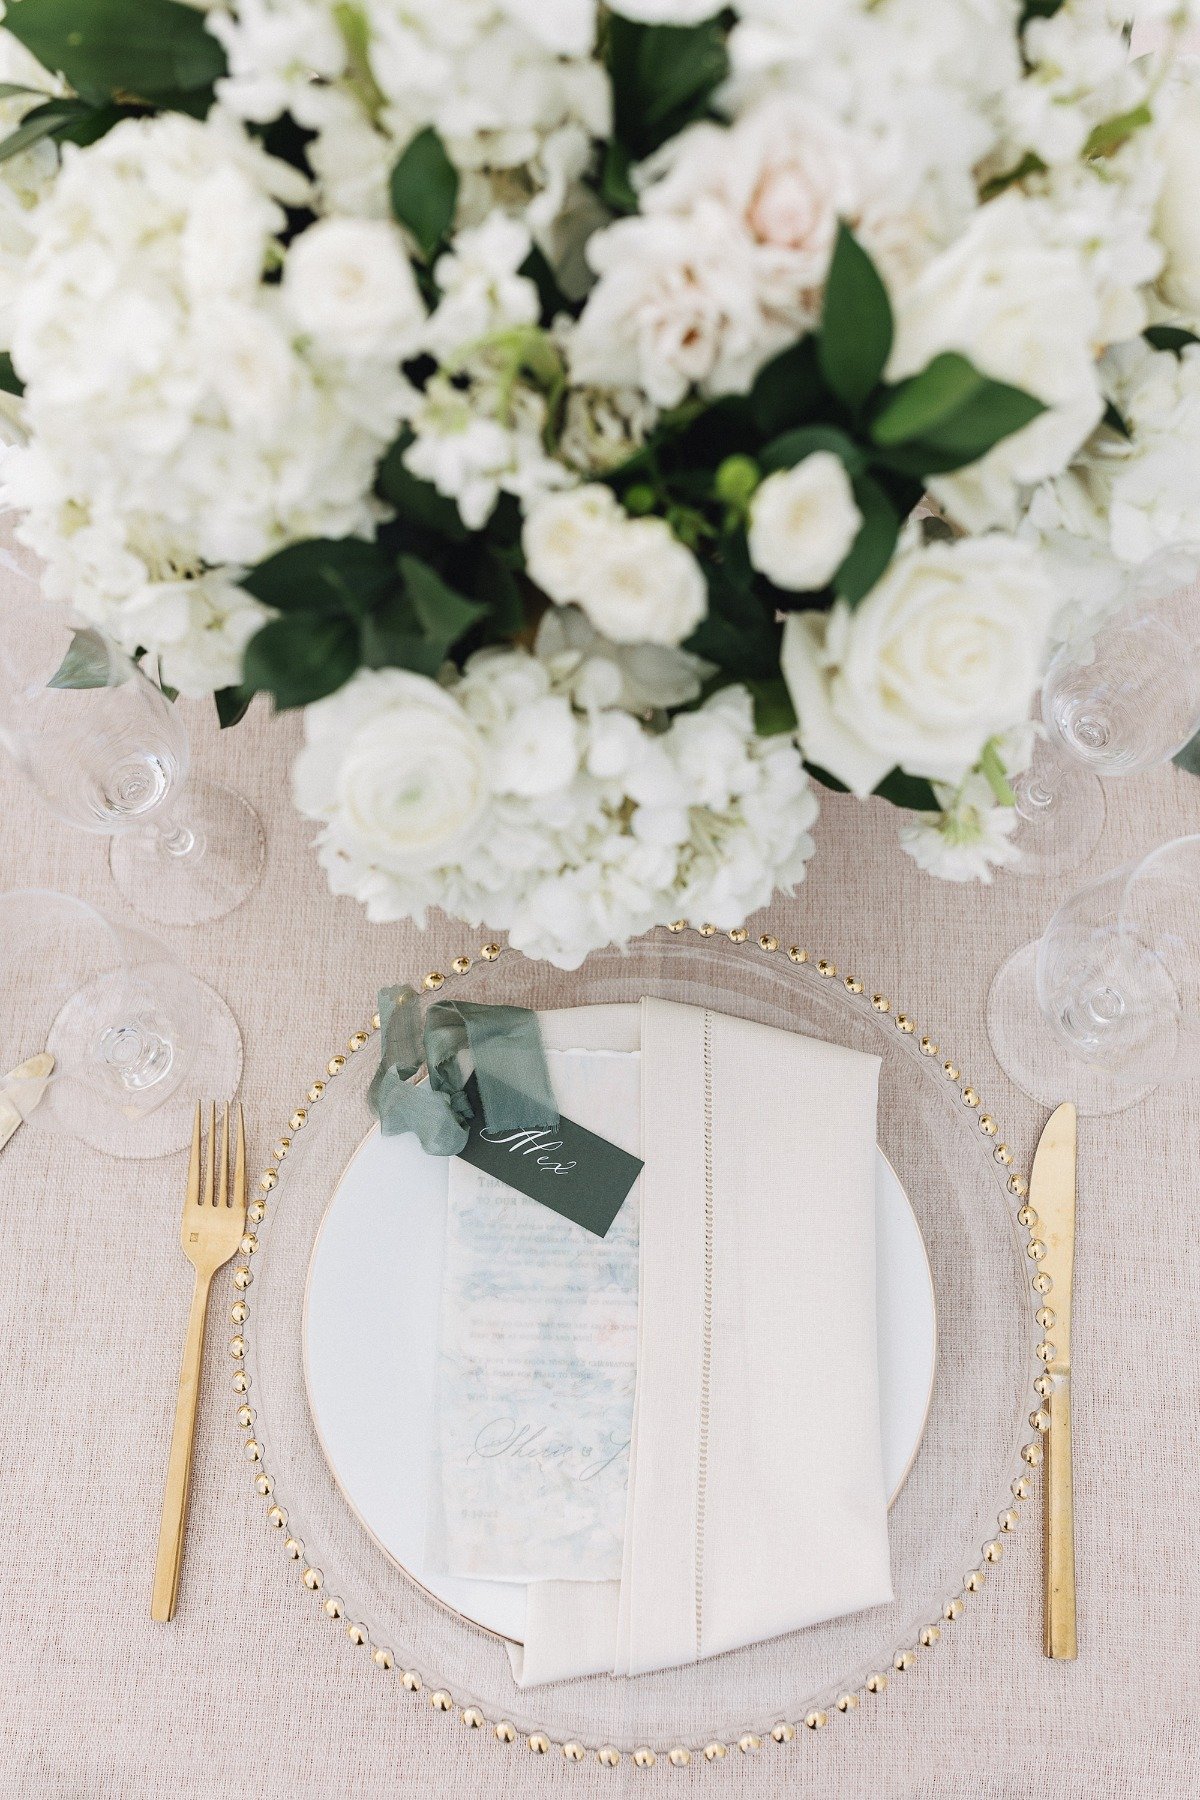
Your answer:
[1,688,1198,1798]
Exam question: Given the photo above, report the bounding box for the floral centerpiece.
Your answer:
[0,0,1198,964]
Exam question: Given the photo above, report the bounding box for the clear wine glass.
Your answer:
[987,834,1200,1115]
[0,889,241,1157]
[1009,545,1200,877]
[0,573,265,925]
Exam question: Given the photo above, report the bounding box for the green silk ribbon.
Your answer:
[367,984,559,1155]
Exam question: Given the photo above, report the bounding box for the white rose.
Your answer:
[747,452,862,592]
[1156,85,1200,318]
[887,194,1103,531]
[284,217,425,360]
[781,538,1055,797]
[574,516,708,646]
[521,483,624,604]
[293,669,490,870]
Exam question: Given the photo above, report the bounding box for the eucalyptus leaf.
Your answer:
[242,612,359,709]
[47,627,128,689]
[5,0,226,107]
[817,223,893,412]
[834,474,901,607]
[389,126,458,260]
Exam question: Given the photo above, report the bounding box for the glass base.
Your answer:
[109,781,265,926]
[986,941,1155,1116]
[45,975,243,1159]
[1008,753,1106,879]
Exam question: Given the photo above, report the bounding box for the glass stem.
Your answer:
[152,799,205,861]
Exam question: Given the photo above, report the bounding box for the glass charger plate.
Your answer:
[234,925,1044,1765]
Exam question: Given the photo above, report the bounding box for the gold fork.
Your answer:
[151,1101,247,1622]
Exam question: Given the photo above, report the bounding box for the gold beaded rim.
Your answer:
[231,922,1045,1766]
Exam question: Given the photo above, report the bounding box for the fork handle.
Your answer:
[1044,1372,1077,1659]
[151,1268,212,1622]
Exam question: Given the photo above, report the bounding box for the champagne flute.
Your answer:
[0,576,264,925]
[1010,546,1200,877]
[987,834,1200,1115]
[0,889,241,1158]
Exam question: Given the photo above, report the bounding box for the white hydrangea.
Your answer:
[0,32,62,353]
[211,0,611,237]
[424,212,540,362]
[293,637,818,967]
[400,368,569,528]
[1,112,415,673]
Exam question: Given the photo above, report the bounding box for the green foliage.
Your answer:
[685,540,781,681]
[834,474,902,607]
[871,768,940,812]
[214,686,252,730]
[243,613,360,710]
[869,350,1045,475]
[0,352,23,396]
[376,440,469,543]
[759,424,864,477]
[241,538,395,617]
[1083,103,1151,160]
[46,627,126,690]
[817,222,894,412]
[1174,730,1200,778]
[389,127,458,260]
[1144,324,1200,356]
[606,12,728,162]
[5,0,225,110]
[744,676,797,737]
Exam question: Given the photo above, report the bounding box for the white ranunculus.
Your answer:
[283,216,426,359]
[574,516,708,647]
[781,537,1055,797]
[521,483,623,605]
[1156,85,1200,319]
[294,668,490,871]
[887,194,1103,531]
[747,452,862,592]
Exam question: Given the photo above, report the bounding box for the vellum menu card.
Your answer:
[425,1048,642,1585]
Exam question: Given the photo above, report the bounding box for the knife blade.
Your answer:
[0,1051,54,1152]
[1029,1100,1077,1660]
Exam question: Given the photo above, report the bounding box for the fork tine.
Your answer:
[187,1103,202,1208]
[234,1103,246,1216]
[204,1102,215,1208]
[218,1102,230,1210]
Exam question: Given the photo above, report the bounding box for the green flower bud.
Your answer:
[714,454,760,506]
[623,482,657,515]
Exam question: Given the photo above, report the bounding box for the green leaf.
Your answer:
[872,768,940,812]
[332,3,386,120]
[1144,324,1200,356]
[0,96,89,163]
[758,424,865,477]
[46,626,128,690]
[241,538,393,617]
[214,686,252,730]
[376,439,468,542]
[817,223,894,412]
[834,474,901,607]
[4,0,226,108]
[1102,399,1131,440]
[685,541,780,680]
[242,612,359,709]
[400,555,486,652]
[1173,729,1200,777]
[0,82,51,99]
[978,150,1047,202]
[518,243,568,322]
[870,351,1045,472]
[1083,102,1151,160]
[803,760,850,794]
[1020,0,1065,22]
[598,138,638,214]
[748,335,826,438]
[389,126,458,261]
[745,676,797,737]
[473,548,525,640]
[606,13,728,161]
[978,738,1017,806]
[0,352,23,397]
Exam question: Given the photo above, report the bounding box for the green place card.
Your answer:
[455,1074,643,1238]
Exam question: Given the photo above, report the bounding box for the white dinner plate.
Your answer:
[303,1119,938,1646]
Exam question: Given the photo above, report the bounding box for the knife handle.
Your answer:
[1044,1374,1077,1659]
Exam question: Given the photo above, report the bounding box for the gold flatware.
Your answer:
[1030,1100,1077,1660]
[151,1101,247,1622]
[0,1051,54,1152]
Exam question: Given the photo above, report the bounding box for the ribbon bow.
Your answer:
[367,984,559,1156]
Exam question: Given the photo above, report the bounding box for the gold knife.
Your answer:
[1030,1100,1077,1660]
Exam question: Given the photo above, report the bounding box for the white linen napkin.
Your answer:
[510,998,892,1685]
